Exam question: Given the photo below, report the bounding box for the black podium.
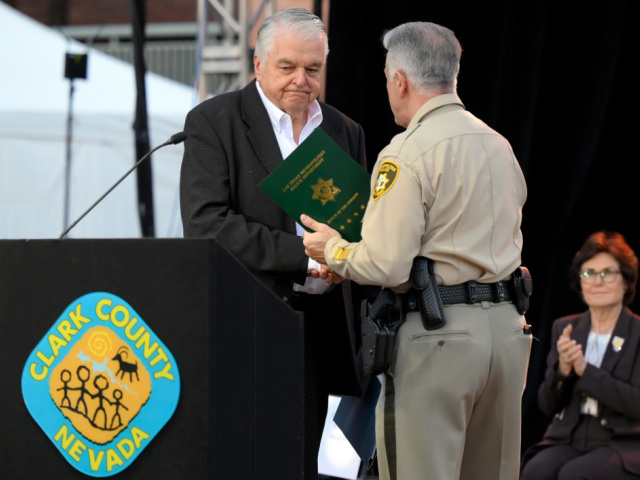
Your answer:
[0,239,312,479]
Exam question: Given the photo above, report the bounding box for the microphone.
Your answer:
[59,132,187,239]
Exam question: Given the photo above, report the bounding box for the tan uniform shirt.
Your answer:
[326,93,526,292]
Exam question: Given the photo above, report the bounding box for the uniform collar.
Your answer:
[408,93,465,130]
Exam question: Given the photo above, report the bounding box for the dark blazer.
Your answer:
[524,307,640,474]
[179,80,368,396]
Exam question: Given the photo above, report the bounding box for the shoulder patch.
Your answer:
[373,161,399,200]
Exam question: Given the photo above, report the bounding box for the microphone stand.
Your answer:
[59,132,187,239]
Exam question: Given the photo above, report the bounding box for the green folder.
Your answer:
[259,128,371,243]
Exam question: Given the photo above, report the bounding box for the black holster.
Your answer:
[360,257,448,376]
[360,289,404,376]
[409,256,446,330]
[512,266,533,315]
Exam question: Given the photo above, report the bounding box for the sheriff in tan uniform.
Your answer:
[303,22,531,480]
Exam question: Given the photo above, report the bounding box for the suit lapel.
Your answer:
[241,80,283,174]
[241,80,296,234]
[600,307,632,373]
[319,106,348,151]
[573,312,591,349]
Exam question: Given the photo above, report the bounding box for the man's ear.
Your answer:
[254,55,262,81]
[395,70,409,96]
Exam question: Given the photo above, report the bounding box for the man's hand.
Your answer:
[308,265,345,284]
[301,214,340,265]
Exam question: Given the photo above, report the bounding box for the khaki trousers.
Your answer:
[376,301,532,480]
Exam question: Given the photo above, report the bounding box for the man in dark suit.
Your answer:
[179,7,368,474]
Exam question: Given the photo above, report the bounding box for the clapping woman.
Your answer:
[521,231,640,479]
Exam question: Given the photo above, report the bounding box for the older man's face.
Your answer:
[254,30,326,120]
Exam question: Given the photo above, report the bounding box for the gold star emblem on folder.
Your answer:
[311,178,341,206]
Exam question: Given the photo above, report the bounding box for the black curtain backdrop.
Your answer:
[326,0,639,453]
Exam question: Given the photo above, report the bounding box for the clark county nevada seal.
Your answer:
[21,292,180,477]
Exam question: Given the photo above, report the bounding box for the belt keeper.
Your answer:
[465,280,478,304]
[495,282,506,301]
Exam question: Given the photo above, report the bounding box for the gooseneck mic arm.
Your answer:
[59,132,187,239]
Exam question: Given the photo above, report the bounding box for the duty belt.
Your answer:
[438,280,514,305]
[401,259,531,320]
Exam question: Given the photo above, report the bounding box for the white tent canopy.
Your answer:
[0,2,194,239]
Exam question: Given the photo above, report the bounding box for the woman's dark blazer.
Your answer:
[524,307,640,474]
[179,80,368,396]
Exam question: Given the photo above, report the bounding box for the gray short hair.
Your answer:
[383,22,462,95]
[255,8,329,61]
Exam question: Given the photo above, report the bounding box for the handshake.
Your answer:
[301,214,344,285]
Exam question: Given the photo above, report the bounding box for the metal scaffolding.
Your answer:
[195,0,276,102]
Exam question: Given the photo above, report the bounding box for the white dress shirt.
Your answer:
[256,81,330,294]
[581,331,612,416]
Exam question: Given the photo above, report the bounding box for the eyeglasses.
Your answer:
[578,268,620,284]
